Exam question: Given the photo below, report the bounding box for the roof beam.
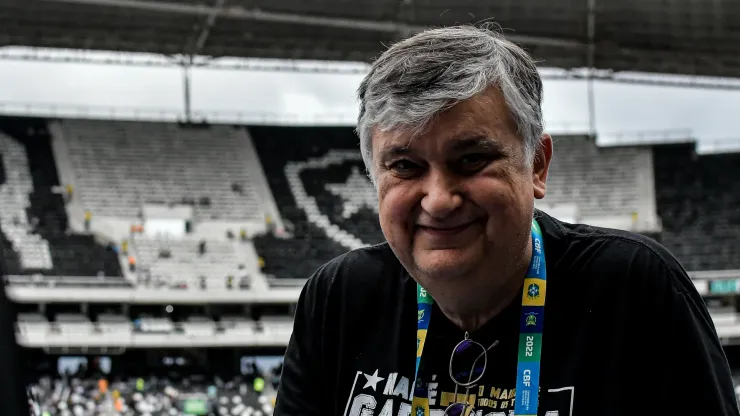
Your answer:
[185,0,227,57]
[4,47,740,91]
[40,0,584,49]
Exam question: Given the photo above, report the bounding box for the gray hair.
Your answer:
[356,25,544,184]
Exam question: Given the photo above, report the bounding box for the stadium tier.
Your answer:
[541,135,658,228]
[29,375,274,416]
[59,120,262,222]
[16,310,294,349]
[0,117,123,283]
[23,348,281,416]
[1,117,737,285]
[652,143,740,271]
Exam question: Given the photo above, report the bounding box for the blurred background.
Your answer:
[0,0,739,415]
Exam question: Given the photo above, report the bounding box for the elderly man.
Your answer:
[274,26,738,416]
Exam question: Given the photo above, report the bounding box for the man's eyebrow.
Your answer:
[447,136,504,153]
[377,144,412,160]
[376,135,504,161]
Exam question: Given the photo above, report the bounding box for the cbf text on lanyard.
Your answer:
[412,219,547,416]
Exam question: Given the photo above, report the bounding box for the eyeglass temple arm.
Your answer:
[463,340,501,386]
[472,339,500,367]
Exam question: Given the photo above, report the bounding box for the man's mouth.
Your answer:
[416,220,480,236]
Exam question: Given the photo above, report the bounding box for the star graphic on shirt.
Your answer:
[325,166,378,218]
[362,369,385,391]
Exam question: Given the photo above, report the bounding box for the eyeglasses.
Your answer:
[444,334,499,416]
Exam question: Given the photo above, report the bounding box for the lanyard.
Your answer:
[412,218,547,416]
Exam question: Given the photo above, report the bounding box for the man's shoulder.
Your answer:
[539,212,693,294]
[315,241,400,279]
[304,242,405,297]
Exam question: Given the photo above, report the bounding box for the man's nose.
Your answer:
[420,171,463,219]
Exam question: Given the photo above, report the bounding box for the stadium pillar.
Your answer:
[182,57,193,123]
[586,0,597,139]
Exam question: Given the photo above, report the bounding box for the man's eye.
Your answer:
[388,160,421,175]
[457,154,491,172]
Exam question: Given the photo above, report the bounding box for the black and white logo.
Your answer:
[285,150,383,250]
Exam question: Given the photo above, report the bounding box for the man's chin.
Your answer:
[412,248,480,280]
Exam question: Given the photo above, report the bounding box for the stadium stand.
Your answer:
[22,344,283,416]
[249,126,383,282]
[28,375,274,416]
[0,130,52,271]
[2,116,739,414]
[132,235,252,290]
[539,135,659,231]
[0,117,124,282]
[652,143,740,271]
[34,118,274,291]
[1,117,735,283]
[58,119,262,221]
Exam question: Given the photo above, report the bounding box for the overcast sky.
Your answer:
[0,48,738,148]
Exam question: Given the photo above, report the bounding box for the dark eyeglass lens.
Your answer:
[450,339,486,385]
[444,402,472,416]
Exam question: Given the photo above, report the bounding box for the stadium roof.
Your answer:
[2,0,740,79]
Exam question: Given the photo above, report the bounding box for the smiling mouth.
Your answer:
[416,220,479,236]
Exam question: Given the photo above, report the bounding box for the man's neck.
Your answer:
[437,236,533,332]
[438,273,523,332]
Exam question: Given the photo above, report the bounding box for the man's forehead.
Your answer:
[372,89,515,153]
[373,128,416,153]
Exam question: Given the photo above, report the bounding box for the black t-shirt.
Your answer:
[275,211,739,416]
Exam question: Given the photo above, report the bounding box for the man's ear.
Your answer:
[532,134,553,200]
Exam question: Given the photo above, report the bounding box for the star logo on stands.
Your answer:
[291,150,377,250]
[362,369,385,391]
[325,166,377,218]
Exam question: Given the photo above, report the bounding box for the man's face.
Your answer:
[373,87,551,297]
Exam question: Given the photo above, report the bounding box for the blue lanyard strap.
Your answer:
[412,218,547,416]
